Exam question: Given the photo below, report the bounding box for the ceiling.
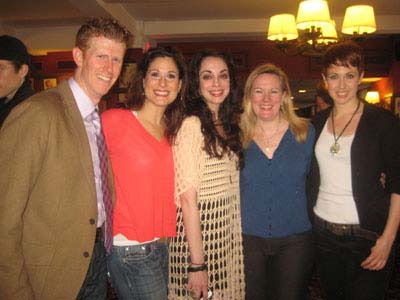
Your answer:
[2,0,400,42]
[3,0,400,21]
[116,0,400,22]
[1,0,398,105]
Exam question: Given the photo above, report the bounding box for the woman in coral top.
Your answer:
[102,47,187,300]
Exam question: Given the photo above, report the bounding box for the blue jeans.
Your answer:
[107,241,169,300]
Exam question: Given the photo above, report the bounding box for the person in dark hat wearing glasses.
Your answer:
[0,35,35,128]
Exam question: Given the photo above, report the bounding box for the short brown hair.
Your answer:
[322,40,364,76]
[75,17,132,51]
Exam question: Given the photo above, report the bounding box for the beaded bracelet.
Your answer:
[187,264,207,273]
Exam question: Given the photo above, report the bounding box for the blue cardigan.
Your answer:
[241,126,315,238]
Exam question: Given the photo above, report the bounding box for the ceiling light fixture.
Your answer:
[267,0,376,57]
[365,91,380,104]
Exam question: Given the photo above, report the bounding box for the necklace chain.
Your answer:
[258,118,281,152]
[330,101,360,155]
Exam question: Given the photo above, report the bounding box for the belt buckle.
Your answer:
[330,223,347,236]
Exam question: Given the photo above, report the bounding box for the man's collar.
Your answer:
[68,77,98,120]
[4,78,24,103]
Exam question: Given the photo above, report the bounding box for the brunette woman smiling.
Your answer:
[102,47,187,300]
[168,49,245,300]
[308,40,400,300]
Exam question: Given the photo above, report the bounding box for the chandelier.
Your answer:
[267,0,377,57]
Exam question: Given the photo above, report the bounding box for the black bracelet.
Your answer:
[188,264,207,272]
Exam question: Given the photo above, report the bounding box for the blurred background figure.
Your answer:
[314,81,332,113]
[0,35,34,128]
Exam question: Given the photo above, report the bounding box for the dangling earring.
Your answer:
[176,92,183,102]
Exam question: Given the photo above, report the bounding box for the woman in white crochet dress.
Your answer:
[168,49,245,300]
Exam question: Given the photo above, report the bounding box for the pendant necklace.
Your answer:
[330,100,360,155]
[259,117,281,153]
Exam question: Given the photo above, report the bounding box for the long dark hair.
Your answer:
[126,47,188,143]
[176,49,243,168]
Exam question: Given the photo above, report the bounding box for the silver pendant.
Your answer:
[330,142,340,155]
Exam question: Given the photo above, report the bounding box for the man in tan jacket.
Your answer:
[0,18,131,300]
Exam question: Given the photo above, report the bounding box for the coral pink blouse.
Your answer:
[102,109,176,242]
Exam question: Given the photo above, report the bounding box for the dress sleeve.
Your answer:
[173,116,205,204]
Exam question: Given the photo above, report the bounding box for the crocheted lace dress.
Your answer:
[168,116,245,300]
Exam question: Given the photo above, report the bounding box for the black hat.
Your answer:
[0,35,30,66]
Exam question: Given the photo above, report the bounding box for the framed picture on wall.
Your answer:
[43,78,57,90]
[119,63,137,89]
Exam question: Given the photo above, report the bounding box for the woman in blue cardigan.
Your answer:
[240,63,315,300]
[308,40,400,300]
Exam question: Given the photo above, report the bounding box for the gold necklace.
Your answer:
[330,100,360,155]
[258,118,281,153]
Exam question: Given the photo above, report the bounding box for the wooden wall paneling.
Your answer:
[30,48,144,109]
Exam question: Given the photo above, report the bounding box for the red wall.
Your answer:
[160,37,395,82]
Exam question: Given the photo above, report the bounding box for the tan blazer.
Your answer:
[0,80,113,300]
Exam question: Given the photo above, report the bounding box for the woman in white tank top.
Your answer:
[308,40,400,300]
